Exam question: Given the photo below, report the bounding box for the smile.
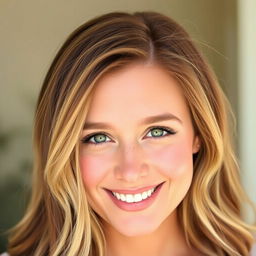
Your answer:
[105,182,165,211]
[111,186,157,203]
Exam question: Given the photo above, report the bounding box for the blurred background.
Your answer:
[0,0,255,252]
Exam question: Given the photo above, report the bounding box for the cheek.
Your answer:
[79,153,111,188]
[148,141,194,179]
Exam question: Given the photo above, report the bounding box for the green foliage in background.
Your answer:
[0,124,32,252]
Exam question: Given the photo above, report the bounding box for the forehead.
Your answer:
[85,63,190,125]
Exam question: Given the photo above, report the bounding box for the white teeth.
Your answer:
[141,191,148,199]
[134,193,142,202]
[126,194,134,203]
[148,188,154,196]
[112,186,157,203]
[120,194,126,201]
[115,193,121,200]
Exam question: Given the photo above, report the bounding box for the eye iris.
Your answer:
[151,128,163,137]
[94,134,106,143]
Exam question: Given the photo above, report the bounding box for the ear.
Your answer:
[192,135,201,154]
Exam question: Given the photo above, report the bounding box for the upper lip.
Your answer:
[105,181,165,194]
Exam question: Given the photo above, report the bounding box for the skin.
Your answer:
[79,62,200,256]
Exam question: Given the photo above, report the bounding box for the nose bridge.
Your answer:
[122,142,140,166]
[115,141,148,181]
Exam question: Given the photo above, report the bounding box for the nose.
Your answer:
[114,142,149,182]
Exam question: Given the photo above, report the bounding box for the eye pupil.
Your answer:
[95,134,106,143]
[151,128,163,137]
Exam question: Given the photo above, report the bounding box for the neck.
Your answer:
[103,210,196,256]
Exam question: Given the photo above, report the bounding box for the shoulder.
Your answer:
[0,253,9,256]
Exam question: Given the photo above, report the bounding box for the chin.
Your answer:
[112,218,162,237]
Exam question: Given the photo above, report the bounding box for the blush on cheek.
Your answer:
[150,142,193,179]
[79,155,110,187]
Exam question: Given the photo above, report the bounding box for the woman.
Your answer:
[3,11,256,256]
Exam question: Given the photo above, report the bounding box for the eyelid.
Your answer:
[81,126,177,146]
[144,126,177,138]
[81,132,113,145]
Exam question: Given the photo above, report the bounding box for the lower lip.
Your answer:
[105,182,164,212]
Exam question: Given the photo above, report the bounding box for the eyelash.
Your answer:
[81,126,177,146]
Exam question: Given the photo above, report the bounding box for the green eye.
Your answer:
[147,127,176,138]
[81,127,176,146]
[82,133,111,145]
[151,128,165,137]
[93,134,107,143]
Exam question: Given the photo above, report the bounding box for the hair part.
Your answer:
[8,11,256,256]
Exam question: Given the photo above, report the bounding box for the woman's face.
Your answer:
[79,63,200,236]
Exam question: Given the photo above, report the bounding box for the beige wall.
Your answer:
[238,0,256,219]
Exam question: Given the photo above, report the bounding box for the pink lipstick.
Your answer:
[104,182,164,212]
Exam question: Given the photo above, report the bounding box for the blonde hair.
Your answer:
[8,11,256,256]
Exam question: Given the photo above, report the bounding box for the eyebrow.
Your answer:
[83,113,182,130]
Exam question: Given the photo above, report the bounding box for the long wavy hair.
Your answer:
[8,11,256,256]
